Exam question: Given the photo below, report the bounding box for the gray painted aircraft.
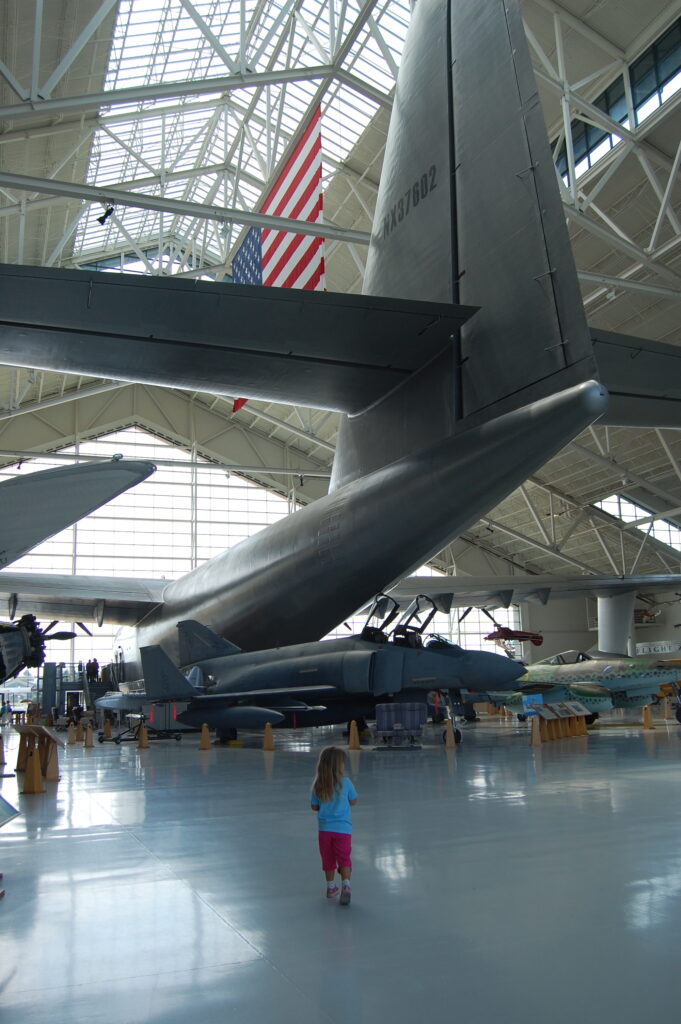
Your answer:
[97,609,526,739]
[3,0,671,680]
[491,649,681,723]
[0,458,155,682]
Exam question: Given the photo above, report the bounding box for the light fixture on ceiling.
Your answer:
[96,206,114,226]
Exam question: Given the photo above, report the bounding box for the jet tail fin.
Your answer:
[177,619,241,665]
[141,645,197,702]
[331,0,600,490]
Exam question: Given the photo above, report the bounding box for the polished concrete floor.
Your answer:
[1,712,680,1023]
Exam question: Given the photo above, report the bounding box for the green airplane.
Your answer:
[492,650,681,724]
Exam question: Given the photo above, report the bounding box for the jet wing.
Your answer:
[0,571,166,625]
[0,459,155,569]
[0,264,477,416]
[385,573,681,612]
[592,328,681,428]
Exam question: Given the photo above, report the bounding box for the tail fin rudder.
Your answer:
[177,619,241,665]
[331,0,599,491]
[141,645,196,702]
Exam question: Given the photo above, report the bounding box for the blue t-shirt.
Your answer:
[311,776,357,834]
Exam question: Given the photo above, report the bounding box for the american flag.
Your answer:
[232,105,325,290]
[230,106,325,411]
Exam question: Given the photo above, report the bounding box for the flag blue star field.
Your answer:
[231,226,262,285]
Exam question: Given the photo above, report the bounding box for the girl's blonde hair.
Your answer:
[312,746,347,802]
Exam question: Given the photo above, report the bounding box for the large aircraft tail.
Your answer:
[177,619,241,666]
[331,0,600,490]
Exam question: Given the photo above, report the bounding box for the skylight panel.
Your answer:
[594,495,681,552]
[73,0,411,271]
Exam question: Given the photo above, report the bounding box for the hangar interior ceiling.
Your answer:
[0,0,680,585]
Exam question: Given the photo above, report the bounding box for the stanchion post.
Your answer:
[262,722,275,751]
[348,720,361,750]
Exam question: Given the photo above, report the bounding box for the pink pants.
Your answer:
[318,831,352,871]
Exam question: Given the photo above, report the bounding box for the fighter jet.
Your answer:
[493,650,681,724]
[0,458,155,682]
[97,600,525,740]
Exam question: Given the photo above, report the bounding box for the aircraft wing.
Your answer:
[0,264,477,415]
[0,571,166,625]
[592,328,681,428]
[385,573,681,612]
[0,459,155,569]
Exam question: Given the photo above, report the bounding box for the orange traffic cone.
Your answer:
[67,723,76,745]
[199,723,211,750]
[444,719,457,750]
[84,723,94,748]
[75,721,84,743]
[103,719,112,739]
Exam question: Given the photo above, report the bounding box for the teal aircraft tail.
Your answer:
[331,0,600,490]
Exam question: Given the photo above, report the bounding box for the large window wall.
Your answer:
[2,427,295,666]
[555,15,681,183]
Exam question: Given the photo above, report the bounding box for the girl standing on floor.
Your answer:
[310,746,358,905]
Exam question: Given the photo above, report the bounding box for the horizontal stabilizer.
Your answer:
[140,645,197,702]
[592,328,681,427]
[177,619,241,665]
[0,264,475,416]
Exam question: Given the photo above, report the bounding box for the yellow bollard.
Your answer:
[103,719,112,739]
[84,723,94,748]
[529,716,542,747]
[348,720,361,750]
[137,722,150,749]
[643,705,655,731]
[67,723,76,745]
[199,723,211,750]
[75,721,84,743]
[444,719,456,750]
[22,747,45,794]
[262,722,275,751]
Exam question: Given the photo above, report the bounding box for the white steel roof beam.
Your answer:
[0,64,336,124]
[0,170,371,245]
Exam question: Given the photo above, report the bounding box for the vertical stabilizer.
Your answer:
[177,619,241,666]
[331,0,599,490]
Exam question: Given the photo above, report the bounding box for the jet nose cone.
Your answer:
[467,650,525,691]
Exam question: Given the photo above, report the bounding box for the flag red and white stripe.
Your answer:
[260,106,325,291]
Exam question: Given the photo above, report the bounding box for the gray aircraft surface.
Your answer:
[4,0,674,680]
[0,458,155,682]
[97,606,526,739]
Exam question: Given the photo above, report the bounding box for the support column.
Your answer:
[597,591,635,654]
